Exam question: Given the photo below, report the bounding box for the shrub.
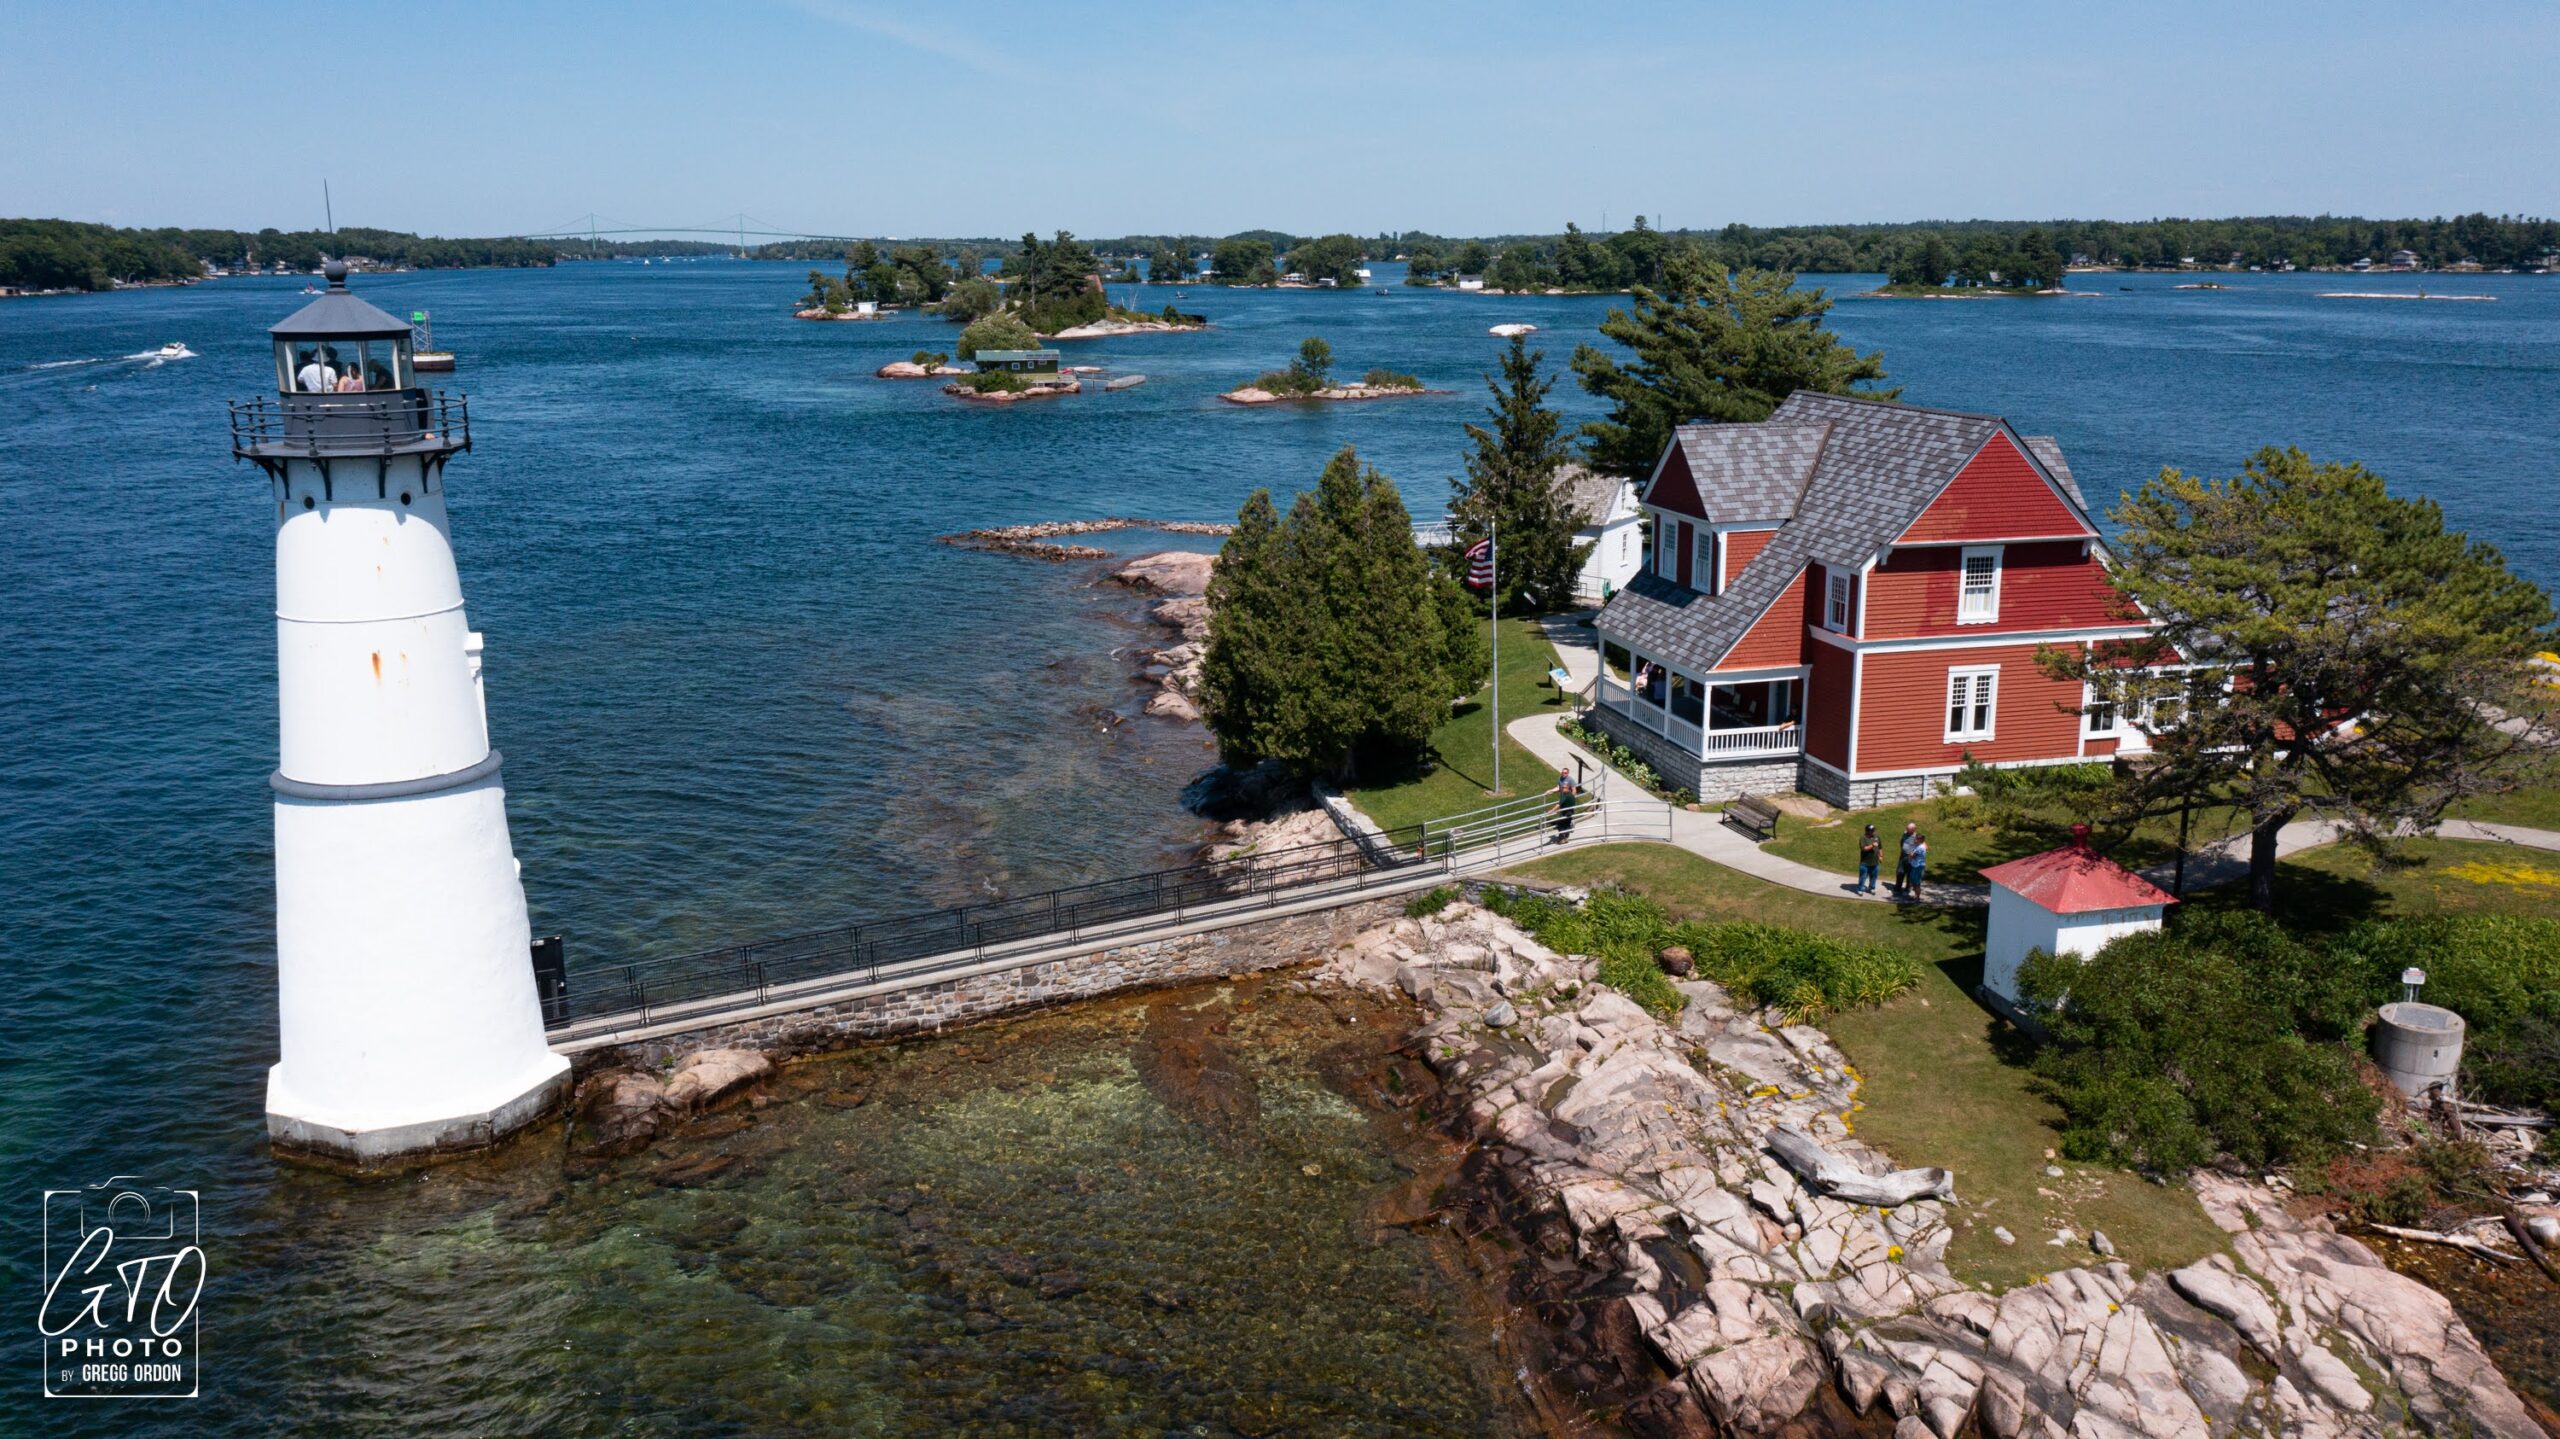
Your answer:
[1481,887,1684,1018]
[955,369,1028,394]
[1479,888,1919,1024]
[1405,885,1459,919]
[2331,914,2560,1029]
[956,312,1038,359]
[2019,911,2380,1172]
[1557,716,1666,799]
[936,276,1003,322]
[1361,368,1422,391]
[1937,757,2118,833]
[1247,367,1325,397]
[1669,921,1921,1022]
[2331,914,2560,1112]
[910,350,949,368]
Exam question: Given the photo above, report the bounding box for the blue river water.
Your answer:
[1,260,2553,1434]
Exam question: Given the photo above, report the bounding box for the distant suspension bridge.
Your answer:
[518,212,879,250]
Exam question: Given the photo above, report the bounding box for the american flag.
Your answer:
[1464,536,1494,589]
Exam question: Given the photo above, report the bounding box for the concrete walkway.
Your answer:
[1534,610,1601,692]
[1503,711,2560,908]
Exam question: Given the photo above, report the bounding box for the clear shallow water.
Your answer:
[2,260,2554,1433]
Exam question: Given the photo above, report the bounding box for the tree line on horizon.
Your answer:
[15,211,2556,294]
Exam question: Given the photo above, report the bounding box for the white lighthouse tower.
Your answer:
[234,262,568,1166]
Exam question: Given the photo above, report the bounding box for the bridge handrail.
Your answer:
[544,784,1674,1032]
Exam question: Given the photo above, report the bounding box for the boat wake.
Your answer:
[126,343,197,364]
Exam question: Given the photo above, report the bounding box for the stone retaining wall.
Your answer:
[580,897,1404,1071]
[1797,762,1935,810]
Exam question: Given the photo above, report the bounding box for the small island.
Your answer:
[1865,228,2072,297]
[1220,338,1429,405]
[876,350,965,379]
[795,241,955,319]
[943,346,1081,403]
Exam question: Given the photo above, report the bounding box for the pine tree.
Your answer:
[1572,259,1893,477]
[2040,448,2557,912]
[1201,490,1292,764]
[1450,336,1588,615]
[1202,449,1473,780]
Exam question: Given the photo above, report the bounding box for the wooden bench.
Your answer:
[1724,794,1781,842]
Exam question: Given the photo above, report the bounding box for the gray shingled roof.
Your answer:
[1554,463,1632,528]
[1672,423,1830,523]
[2020,436,2091,512]
[1597,393,2095,674]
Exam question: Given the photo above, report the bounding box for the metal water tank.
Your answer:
[2374,1002,2465,1099]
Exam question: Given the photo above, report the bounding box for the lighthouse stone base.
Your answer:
[267,1057,571,1170]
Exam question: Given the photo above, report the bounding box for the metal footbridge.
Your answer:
[542,787,1672,1053]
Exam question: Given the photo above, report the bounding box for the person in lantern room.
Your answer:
[295,346,334,393]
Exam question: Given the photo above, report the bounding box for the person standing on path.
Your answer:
[1856,824,1882,894]
[1894,822,1919,894]
[1906,832,1930,897]
[1552,770,1578,844]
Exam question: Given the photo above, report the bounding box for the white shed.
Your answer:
[1979,828,2175,1002]
[1557,464,1642,605]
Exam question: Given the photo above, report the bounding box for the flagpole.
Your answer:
[1489,513,1500,797]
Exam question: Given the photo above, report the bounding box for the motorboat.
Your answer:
[133,342,196,361]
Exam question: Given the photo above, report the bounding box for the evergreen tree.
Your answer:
[1450,336,1588,614]
[1200,490,1293,765]
[1202,449,1474,780]
[2040,449,2558,912]
[1147,242,1184,282]
[1572,258,1894,477]
[1292,336,1333,387]
[2016,227,2066,289]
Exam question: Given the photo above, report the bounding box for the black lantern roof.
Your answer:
[268,260,412,339]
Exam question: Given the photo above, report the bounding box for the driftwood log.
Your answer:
[1766,1125,1955,1207]
[2364,1223,2517,1265]
[2504,1205,2560,1287]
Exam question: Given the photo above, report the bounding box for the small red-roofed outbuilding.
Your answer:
[1980,825,2176,1001]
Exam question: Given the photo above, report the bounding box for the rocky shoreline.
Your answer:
[1310,894,2546,1438]
[934,518,1235,563]
[945,377,1082,402]
[1220,382,1440,405]
[1105,550,1213,722]
[1047,316,1207,340]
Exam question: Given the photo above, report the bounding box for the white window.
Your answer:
[1945,666,1998,742]
[1694,530,1717,593]
[2082,683,2118,735]
[1824,572,1852,632]
[1957,545,2002,623]
[1653,518,1679,580]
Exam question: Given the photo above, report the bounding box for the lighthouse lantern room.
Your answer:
[232,260,569,1167]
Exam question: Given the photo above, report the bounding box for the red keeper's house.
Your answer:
[1587,391,2157,809]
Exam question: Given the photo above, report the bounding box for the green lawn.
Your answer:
[2450,775,2560,833]
[1763,795,2252,887]
[1346,616,1574,835]
[1495,844,2227,1289]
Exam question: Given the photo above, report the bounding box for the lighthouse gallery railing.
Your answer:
[544,788,1673,1037]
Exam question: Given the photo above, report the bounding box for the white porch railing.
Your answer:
[1589,679,1804,761]
[1702,720,1801,758]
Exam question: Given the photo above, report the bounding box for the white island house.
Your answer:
[1560,464,1643,604]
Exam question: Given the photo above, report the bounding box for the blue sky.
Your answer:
[4,0,2551,238]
